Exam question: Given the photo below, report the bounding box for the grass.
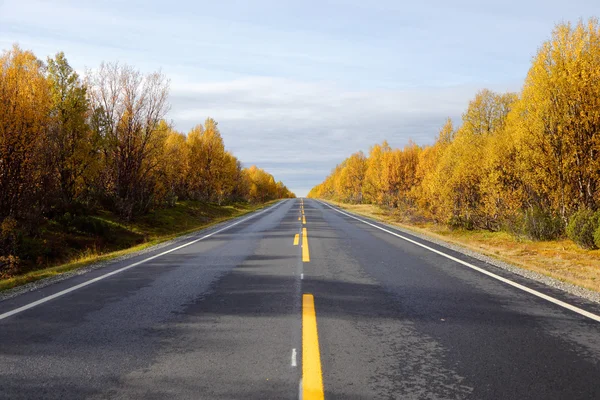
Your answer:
[0,200,278,292]
[325,200,600,294]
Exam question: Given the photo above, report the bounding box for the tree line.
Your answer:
[309,19,600,250]
[0,45,294,271]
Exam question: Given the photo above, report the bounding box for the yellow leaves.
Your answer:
[337,152,366,203]
[363,142,390,204]
[1,42,294,224]
[520,17,600,214]
[184,119,233,202]
[310,15,600,235]
[243,165,293,203]
[0,44,52,220]
[310,88,518,229]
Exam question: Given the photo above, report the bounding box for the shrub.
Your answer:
[71,215,108,236]
[0,255,21,279]
[1,217,21,258]
[447,214,474,230]
[566,209,600,249]
[521,207,563,241]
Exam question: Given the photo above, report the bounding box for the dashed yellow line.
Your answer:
[302,215,306,225]
[294,234,299,246]
[302,228,310,262]
[303,294,324,400]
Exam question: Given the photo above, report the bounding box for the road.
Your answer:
[1,198,600,399]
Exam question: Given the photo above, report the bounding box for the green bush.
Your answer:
[566,209,600,249]
[595,225,600,249]
[56,213,110,236]
[447,214,475,230]
[71,215,109,236]
[521,207,563,241]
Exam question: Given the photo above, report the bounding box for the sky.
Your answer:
[0,1,598,196]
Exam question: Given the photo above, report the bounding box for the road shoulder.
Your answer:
[317,200,600,306]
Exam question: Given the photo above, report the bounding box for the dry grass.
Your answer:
[328,201,600,293]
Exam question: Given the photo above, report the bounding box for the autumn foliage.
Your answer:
[309,19,600,249]
[0,45,294,274]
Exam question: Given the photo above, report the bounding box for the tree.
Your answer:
[429,90,516,228]
[415,118,455,220]
[87,62,170,219]
[153,121,187,206]
[337,152,367,203]
[0,45,51,222]
[517,18,600,218]
[243,165,293,203]
[185,119,228,202]
[363,142,391,204]
[46,52,95,210]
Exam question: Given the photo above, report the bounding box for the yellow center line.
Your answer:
[302,227,310,262]
[303,294,324,400]
[293,234,299,246]
[303,216,306,225]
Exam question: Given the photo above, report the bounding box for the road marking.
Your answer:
[301,273,304,280]
[302,228,310,262]
[294,234,300,246]
[0,201,285,322]
[291,348,297,367]
[298,217,301,221]
[302,294,324,400]
[319,201,600,324]
[302,216,306,225]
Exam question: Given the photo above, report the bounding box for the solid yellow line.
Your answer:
[302,228,310,262]
[303,216,306,225]
[303,294,324,400]
[294,234,299,246]
[298,217,301,221]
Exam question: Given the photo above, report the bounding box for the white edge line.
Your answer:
[317,200,600,323]
[0,201,286,321]
[291,348,297,367]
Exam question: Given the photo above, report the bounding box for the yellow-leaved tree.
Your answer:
[516,18,600,219]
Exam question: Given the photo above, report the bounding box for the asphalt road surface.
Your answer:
[1,198,600,399]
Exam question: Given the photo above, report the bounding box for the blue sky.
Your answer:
[1,0,598,196]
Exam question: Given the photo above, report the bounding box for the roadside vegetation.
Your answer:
[0,45,294,283]
[308,19,600,290]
